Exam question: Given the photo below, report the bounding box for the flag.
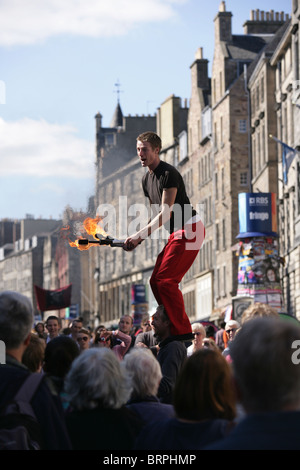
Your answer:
[269,135,298,184]
[34,284,72,312]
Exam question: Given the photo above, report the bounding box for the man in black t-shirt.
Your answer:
[123,132,205,341]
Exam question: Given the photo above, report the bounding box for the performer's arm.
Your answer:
[123,187,177,251]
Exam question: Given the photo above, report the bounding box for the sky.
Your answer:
[0,0,291,221]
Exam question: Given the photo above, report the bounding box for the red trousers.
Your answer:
[150,219,205,336]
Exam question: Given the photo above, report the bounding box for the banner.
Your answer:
[131,284,147,305]
[237,193,277,238]
[34,284,72,312]
[269,135,298,184]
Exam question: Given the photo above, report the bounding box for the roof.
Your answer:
[226,34,273,61]
[246,19,291,79]
[110,102,123,128]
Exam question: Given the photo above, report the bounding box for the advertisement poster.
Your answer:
[236,193,284,310]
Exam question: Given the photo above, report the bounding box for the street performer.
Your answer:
[123,132,205,341]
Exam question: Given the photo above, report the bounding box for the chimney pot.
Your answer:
[219,1,226,12]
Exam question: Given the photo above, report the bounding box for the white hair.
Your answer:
[192,323,206,336]
[0,291,33,349]
[225,320,240,331]
[64,348,133,411]
[122,348,162,398]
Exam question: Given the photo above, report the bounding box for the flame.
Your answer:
[68,238,90,251]
[83,216,108,239]
[66,216,109,251]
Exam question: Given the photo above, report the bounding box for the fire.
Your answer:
[68,239,89,251]
[82,216,108,239]
[66,216,109,251]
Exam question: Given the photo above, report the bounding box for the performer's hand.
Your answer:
[123,235,141,251]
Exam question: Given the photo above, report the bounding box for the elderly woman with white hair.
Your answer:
[187,322,206,356]
[64,348,143,449]
[123,348,175,424]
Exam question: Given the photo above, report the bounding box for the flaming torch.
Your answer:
[67,216,126,251]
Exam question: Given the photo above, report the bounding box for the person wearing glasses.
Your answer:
[222,320,240,362]
[77,328,92,353]
[187,323,206,357]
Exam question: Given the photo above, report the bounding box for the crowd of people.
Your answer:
[1,289,300,451]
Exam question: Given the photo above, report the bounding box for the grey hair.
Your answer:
[156,304,169,322]
[0,291,33,349]
[192,323,206,336]
[230,317,300,412]
[122,348,162,399]
[64,348,133,411]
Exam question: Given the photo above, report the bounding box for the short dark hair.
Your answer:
[136,132,162,151]
[45,315,59,324]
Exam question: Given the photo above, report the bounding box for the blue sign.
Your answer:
[131,284,147,304]
[237,193,278,238]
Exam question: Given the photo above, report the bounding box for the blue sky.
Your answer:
[0,0,291,220]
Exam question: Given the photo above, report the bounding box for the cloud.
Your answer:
[0,117,94,178]
[0,0,187,46]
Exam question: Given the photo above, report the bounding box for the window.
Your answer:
[221,168,225,199]
[216,268,220,298]
[215,172,218,200]
[105,133,114,146]
[260,76,264,103]
[213,78,216,104]
[256,84,260,109]
[220,116,224,146]
[240,171,248,186]
[222,219,226,250]
[239,119,247,133]
[216,223,220,251]
[223,265,227,296]
[214,122,218,151]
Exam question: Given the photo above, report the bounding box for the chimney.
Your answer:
[190,47,209,90]
[243,8,289,34]
[95,112,102,133]
[214,1,232,42]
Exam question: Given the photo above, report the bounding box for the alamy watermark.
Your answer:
[291,340,300,365]
[94,199,205,250]
[0,340,5,364]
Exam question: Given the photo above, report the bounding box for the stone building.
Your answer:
[205,3,287,319]
[270,1,299,316]
[184,47,213,321]
[91,3,291,325]
[0,217,61,317]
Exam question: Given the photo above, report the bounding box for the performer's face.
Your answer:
[136,140,159,170]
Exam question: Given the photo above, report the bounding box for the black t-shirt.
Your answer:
[142,160,196,233]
